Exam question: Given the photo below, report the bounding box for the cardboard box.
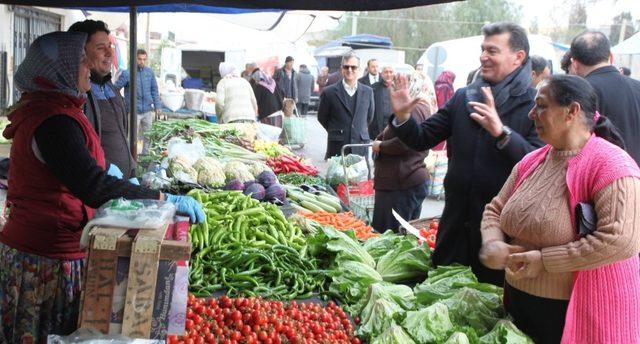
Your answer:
[78,217,191,339]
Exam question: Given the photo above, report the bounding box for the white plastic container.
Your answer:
[161,92,184,112]
[184,89,205,111]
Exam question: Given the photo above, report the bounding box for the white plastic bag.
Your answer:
[256,122,283,142]
[47,328,163,343]
[167,137,206,166]
[80,199,176,248]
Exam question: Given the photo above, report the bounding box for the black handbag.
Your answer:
[575,202,597,237]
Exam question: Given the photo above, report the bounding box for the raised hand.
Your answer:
[388,74,422,122]
[468,86,503,137]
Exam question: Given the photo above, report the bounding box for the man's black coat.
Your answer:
[318,82,375,159]
[392,86,543,285]
[585,65,640,165]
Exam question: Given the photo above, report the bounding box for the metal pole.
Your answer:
[129,6,138,160]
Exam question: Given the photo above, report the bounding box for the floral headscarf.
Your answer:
[14,31,87,98]
[435,71,456,108]
[409,71,438,115]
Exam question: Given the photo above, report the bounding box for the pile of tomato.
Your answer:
[167,294,361,344]
[418,220,439,250]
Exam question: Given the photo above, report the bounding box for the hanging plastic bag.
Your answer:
[166,137,206,166]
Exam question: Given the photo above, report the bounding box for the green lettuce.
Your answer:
[363,230,403,262]
[402,302,454,343]
[322,225,376,267]
[376,235,431,283]
[328,260,383,306]
[371,324,417,344]
[352,282,416,316]
[440,287,504,336]
[413,265,479,305]
[355,298,406,339]
[479,320,535,344]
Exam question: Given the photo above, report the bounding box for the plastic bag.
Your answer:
[167,137,206,166]
[283,116,306,145]
[326,154,369,187]
[47,328,163,343]
[80,199,176,248]
[256,122,283,142]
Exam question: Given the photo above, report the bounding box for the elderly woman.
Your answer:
[251,70,284,127]
[480,75,640,343]
[0,31,204,342]
[371,72,437,232]
[216,62,258,124]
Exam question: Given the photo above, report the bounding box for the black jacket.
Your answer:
[585,65,640,165]
[252,83,283,120]
[369,81,392,139]
[85,73,137,179]
[358,73,379,87]
[274,68,298,100]
[318,82,375,159]
[391,86,543,285]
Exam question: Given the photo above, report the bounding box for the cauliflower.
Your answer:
[248,161,271,177]
[168,156,198,183]
[193,157,226,187]
[223,161,254,183]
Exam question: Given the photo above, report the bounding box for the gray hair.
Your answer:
[381,64,394,73]
[246,62,258,69]
[341,53,360,66]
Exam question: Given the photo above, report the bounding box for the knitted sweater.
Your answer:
[215,77,258,123]
[482,135,640,343]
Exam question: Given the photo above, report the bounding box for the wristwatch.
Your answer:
[496,126,513,142]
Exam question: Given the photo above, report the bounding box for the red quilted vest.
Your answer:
[0,92,106,259]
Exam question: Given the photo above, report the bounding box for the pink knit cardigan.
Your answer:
[514,135,640,343]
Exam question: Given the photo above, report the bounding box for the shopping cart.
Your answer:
[341,143,375,223]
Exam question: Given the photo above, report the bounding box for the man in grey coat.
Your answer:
[296,64,315,116]
[318,54,375,159]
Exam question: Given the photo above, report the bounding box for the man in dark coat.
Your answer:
[358,59,380,87]
[69,20,137,181]
[318,54,375,159]
[389,22,543,286]
[570,31,640,165]
[368,64,394,139]
[274,56,298,102]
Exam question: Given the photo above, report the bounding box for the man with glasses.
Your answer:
[69,20,138,183]
[318,53,375,159]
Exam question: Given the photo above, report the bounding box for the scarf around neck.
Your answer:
[466,58,532,115]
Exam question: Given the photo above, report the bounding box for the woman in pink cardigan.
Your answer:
[480,75,640,343]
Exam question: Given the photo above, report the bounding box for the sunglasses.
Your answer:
[342,65,358,71]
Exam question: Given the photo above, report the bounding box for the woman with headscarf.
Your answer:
[371,72,437,232]
[215,62,258,124]
[0,31,204,342]
[251,70,284,128]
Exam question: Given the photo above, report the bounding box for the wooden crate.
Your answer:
[78,221,191,339]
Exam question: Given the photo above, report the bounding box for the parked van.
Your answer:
[417,34,560,90]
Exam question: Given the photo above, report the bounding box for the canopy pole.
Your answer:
[129,5,138,160]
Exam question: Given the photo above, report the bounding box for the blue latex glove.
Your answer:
[129,177,140,185]
[106,163,124,179]
[164,193,206,224]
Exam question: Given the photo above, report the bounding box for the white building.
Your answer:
[0,5,84,111]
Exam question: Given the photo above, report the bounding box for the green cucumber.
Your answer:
[315,195,342,212]
[290,202,312,214]
[300,200,324,213]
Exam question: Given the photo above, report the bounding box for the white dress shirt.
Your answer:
[342,79,358,97]
[369,73,379,85]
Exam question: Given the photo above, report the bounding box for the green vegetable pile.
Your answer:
[305,225,534,343]
[187,190,326,300]
[141,119,266,167]
[276,173,326,187]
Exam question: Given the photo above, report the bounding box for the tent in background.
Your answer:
[613,32,640,79]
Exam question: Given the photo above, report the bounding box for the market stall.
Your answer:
[71,115,535,343]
